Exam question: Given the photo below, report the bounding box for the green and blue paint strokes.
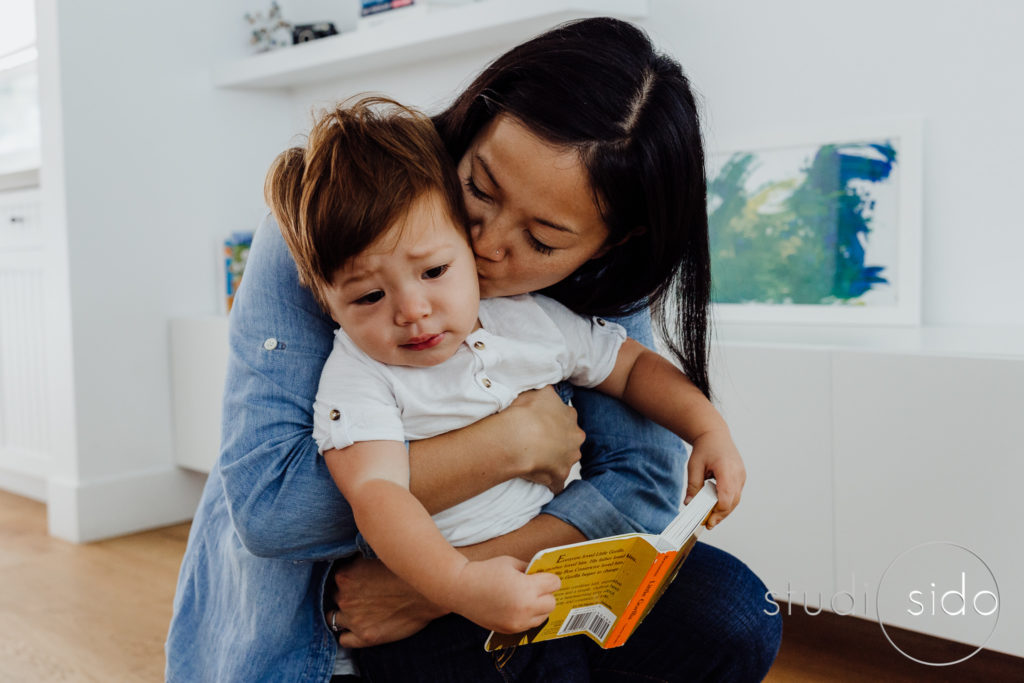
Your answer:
[709,141,898,305]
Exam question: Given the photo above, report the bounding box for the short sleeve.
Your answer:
[312,334,406,452]
[531,294,627,388]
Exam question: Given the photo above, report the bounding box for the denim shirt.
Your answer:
[165,215,685,682]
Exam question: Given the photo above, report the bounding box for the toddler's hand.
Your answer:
[450,556,560,634]
[685,429,746,529]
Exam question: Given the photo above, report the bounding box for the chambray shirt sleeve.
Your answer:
[540,308,687,538]
[217,214,361,560]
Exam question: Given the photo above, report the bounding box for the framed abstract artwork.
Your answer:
[707,122,922,325]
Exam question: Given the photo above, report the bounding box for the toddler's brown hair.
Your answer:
[265,96,469,312]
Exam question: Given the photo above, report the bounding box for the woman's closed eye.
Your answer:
[463,177,491,203]
[423,264,449,279]
[353,290,384,305]
[525,231,555,255]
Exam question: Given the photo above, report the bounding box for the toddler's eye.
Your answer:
[423,265,449,280]
[354,291,384,305]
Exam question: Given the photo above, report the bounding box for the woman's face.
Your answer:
[456,115,611,298]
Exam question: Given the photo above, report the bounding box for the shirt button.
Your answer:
[263,337,278,350]
[329,409,341,421]
[481,378,492,388]
[595,318,606,326]
[473,341,486,350]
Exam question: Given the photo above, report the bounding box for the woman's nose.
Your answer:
[471,221,507,262]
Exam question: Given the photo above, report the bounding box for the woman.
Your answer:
[166,17,781,682]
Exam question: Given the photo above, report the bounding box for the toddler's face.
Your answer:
[325,191,480,368]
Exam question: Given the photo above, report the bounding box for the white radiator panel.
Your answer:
[0,187,50,488]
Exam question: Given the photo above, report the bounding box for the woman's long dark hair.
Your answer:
[434,18,712,397]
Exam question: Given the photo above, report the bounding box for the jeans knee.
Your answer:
[722,593,782,681]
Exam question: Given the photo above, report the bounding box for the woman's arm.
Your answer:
[220,215,584,559]
[410,385,585,513]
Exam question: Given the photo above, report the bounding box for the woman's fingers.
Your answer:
[337,630,367,649]
[510,386,585,490]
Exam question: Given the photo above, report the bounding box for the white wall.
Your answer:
[38,0,295,541]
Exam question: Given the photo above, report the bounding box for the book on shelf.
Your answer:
[485,480,718,651]
[361,0,415,17]
[224,231,253,313]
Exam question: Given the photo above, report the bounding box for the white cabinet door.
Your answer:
[832,352,1024,657]
[169,317,229,473]
[705,344,835,606]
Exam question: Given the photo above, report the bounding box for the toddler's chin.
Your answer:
[394,344,463,368]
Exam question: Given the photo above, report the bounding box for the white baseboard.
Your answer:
[0,448,51,501]
[47,466,207,543]
[0,467,47,501]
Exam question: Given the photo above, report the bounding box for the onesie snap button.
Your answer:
[263,337,279,350]
[595,318,606,326]
[473,341,486,350]
[481,378,492,388]
[329,409,341,421]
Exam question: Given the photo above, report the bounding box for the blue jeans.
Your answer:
[354,543,782,682]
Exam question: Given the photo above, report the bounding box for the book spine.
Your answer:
[603,550,678,648]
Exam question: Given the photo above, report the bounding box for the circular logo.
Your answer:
[876,542,1000,666]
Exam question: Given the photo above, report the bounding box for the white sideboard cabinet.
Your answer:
[703,326,1024,658]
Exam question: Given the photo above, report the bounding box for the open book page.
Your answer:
[658,480,719,549]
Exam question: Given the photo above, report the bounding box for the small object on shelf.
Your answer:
[361,0,415,17]
[292,21,338,43]
[289,0,361,34]
[244,1,293,52]
[224,231,254,312]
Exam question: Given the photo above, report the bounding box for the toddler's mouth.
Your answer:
[401,333,445,351]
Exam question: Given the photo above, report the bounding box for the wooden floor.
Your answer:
[0,490,189,681]
[1,488,1022,681]
[764,603,1023,682]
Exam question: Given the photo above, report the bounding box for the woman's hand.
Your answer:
[408,385,584,512]
[684,428,746,528]
[328,556,447,648]
[502,385,585,494]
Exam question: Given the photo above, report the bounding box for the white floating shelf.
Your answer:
[213,0,650,90]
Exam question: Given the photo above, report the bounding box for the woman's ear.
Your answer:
[590,226,647,260]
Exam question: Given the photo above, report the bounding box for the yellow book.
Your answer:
[485,480,718,651]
